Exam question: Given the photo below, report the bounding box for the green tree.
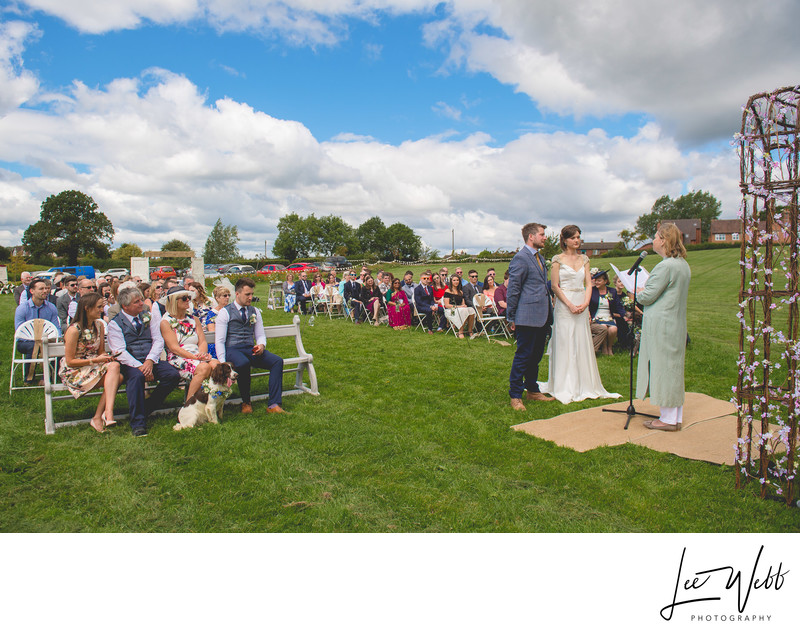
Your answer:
[618,228,647,251]
[112,242,143,262]
[355,216,387,257]
[541,232,560,261]
[22,190,114,264]
[0,245,11,262]
[160,239,193,270]
[317,215,357,256]
[635,190,721,241]
[272,213,313,260]
[203,219,240,263]
[383,223,422,260]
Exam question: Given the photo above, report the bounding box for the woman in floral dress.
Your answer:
[159,287,219,401]
[60,292,123,433]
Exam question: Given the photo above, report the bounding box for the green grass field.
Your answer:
[1,249,797,532]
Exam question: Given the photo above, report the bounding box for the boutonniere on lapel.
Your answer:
[141,312,151,325]
[248,312,257,325]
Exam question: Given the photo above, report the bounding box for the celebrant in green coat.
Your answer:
[636,222,691,431]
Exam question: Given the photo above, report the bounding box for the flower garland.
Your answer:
[734,86,800,505]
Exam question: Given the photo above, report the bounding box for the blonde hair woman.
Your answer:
[160,286,219,401]
[636,222,691,431]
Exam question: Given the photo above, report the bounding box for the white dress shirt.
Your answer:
[214,300,266,363]
[107,308,164,367]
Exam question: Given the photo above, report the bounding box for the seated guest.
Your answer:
[144,281,163,312]
[361,276,384,326]
[67,277,97,324]
[589,270,625,356]
[387,278,412,329]
[283,273,297,313]
[462,270,482,308]
[13,271,32,305]
[189,282,212,322]
[481,274,499,313]
[60,292,122,433]
[107,280,132,321]
[438,267,449,285]
[382,272,395,303]
[413,272,445,333]
[56,275,79,333]
[160,286,220,402]
[183,275,194,290]
[431,273,447,305]
[206,285,231,359]
[294,271,313,314]
[107,286,181,437]
[215,277,286,414]
[156,278,180,315]
[327,271,340,287]
[310,272,327,311]
[97,281,111,317]
[377,271,391,296]
[343,270,363,322]
[42,279,56,306]
[494,270,509,316]
[613,275,638,350]
[14,278,61,384]
[443,274,476,339]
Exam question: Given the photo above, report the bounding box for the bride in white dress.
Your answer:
[539,225,620,404]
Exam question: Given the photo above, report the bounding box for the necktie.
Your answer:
[241,307,248,323]
[133,316,142,334]
[535,253,544,272]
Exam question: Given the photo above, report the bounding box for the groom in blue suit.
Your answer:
[506,222,555,410]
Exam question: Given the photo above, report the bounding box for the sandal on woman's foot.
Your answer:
[102,412,116,428]
[89,417,105,433]
[458,332,465,339]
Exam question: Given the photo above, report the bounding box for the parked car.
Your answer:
[320,256,351,273]
[286,262,319,273]
[100,268,129,279]
[257,264,287,275]
[219,264,256,275]
[204,263,220,278]
[150,265,178,280]
[45,265,96,279]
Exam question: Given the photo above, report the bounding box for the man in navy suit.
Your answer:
[413,272,444,333]
[506,222,555,410]
[294,271,313,314]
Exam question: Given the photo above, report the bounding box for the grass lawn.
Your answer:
[1,248,797,532]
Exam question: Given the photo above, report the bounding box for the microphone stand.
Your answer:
[603,266,658,429]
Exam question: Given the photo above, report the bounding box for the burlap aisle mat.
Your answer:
[512,392,740,465]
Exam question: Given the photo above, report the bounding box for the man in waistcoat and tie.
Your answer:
[506,222,555,411]
[215,277,286,414]
[107,286,181,436]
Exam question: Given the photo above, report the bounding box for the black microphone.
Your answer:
[627,251,648,274]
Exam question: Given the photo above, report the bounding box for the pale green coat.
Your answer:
[635,256,691,407]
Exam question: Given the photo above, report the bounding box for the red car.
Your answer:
[286,262,319,273]
[257,264,287,275]
[149,266,178,281]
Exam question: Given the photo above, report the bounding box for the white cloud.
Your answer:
[432,100,462,121]
[0,21,39,115]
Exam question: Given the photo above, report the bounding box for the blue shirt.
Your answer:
[14,298,60,332]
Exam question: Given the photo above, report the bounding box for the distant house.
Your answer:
[710,218,790,244]
[9,245,28,257]
[580,241,620,256]
[658,219,702,245]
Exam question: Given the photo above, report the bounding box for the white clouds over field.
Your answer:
[1,1,794,254]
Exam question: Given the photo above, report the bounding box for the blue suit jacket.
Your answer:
[506,247,551,328]
[413,283,437,312]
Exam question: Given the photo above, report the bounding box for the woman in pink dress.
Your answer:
[387,278,411,329]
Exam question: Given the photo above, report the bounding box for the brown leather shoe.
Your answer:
[266,405,288,414]
[525,392,555,402]
[240,403,253,414]
[510,398,527,411]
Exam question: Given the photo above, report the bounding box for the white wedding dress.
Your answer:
[538,254,620,404]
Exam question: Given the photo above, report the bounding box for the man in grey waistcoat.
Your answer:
[215,277,286,414]
[107,286,181,436]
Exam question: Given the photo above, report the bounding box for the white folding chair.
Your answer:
[267,282,285,310]
[325,286,346,319]
[310,285,328,316]
[473,294,510,342]
[10,319,61,394]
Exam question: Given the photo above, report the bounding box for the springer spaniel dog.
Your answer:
[174,363,237,430]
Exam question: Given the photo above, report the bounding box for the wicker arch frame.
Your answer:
[736,85,800,505]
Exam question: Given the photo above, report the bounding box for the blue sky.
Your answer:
[1,1,798,256]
